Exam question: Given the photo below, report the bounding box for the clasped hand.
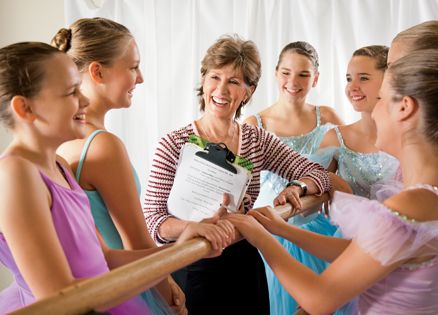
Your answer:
[177,193,288,257]
[273,185,303,215]
[176,194,243,257]
[226,206,289,248]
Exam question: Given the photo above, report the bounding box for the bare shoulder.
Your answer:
[319,105,343,125]
[77,131,133,190]
[244,115,258,126]
[85,131,128,164]
[0,156,49,221]
[319,128,341,149]
[0,156,39,181]
[384,187,438,221]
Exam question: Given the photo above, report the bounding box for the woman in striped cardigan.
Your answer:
[144,34,332,315]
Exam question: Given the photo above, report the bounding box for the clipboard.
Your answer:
[167,141,252,222]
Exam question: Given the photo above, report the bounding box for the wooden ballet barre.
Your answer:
[11,193,329,315]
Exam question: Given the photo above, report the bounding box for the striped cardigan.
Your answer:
[144,122,330,243]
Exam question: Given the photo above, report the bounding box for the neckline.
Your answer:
[257,106,321,138]
[335,126,383,156]
[341,143,387,156]
[39,162,75,191]
[191,121,242,155]
[1,155,75,191]
[277,124,321,139]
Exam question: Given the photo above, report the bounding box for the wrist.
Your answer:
[286,179,308,196]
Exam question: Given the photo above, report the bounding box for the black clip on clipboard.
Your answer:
[195,142,237,174]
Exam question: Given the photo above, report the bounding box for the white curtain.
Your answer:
[65,0,438,187]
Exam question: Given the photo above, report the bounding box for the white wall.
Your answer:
[0,0,65,290]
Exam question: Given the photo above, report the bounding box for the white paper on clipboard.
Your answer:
[167,142,252,221]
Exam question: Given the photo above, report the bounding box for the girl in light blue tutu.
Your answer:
[244,41,343,315]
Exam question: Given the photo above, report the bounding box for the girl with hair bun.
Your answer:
[388,20,438,64]
[53,17,189,315]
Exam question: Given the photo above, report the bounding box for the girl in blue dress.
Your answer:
[244,41,343,315]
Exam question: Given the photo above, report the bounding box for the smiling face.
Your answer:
[29,53,89,142]
[345,56,384,113]
[275,52,318,103]
[100,39,144,109]
[201,64,250,120]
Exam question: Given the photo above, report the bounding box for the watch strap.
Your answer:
[286,179,308,196]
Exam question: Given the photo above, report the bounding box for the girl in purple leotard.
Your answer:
[0,42,232,314]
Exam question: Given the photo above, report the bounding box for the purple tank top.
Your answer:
[0,162,150,314]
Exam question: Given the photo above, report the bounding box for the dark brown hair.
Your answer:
[0,42,62,129]
[51,17,133,72]
[197,34,261,119]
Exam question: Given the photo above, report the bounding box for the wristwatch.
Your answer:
[286,179,308,196]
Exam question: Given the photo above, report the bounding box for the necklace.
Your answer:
[197,120,238,146]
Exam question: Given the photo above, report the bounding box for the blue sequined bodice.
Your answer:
[333,127,399,198]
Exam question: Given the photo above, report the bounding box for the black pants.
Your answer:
[172,239,269,315]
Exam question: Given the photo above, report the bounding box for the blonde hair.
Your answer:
[388,49,438,143]
[392,20,438,53]
[51,17,133,71]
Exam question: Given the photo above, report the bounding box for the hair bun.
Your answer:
[51,28,72,52]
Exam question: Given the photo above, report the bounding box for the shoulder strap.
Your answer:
[315,106,321,127]
[334,126,345,147]
[254,113,264,129]
[76,129,106,181]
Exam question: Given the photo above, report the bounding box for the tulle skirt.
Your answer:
[265,213,337,315]
[141,288,174,315]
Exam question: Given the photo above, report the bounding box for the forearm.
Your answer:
[154,277,172,304]
[262,131,329,195]
[100,240,174,303]
[116,213,159,250]
[104,244,171,269]
[158,217,190,242]
[278,224,350,262]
